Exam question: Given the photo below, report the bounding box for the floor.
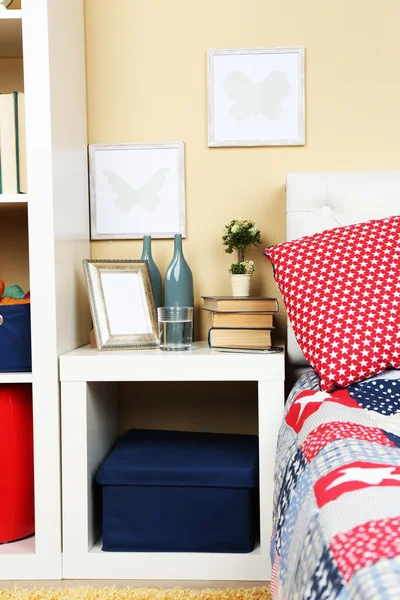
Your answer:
[0,580,266,590]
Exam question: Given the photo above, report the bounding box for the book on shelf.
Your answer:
[213,346,284,354]
[211,311,274,329]
[16,92,26,193]
[208,327,273,350]
[0,91,26,194]
[201,296,279,313]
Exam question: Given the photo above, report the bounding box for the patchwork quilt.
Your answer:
[271,370,400,600]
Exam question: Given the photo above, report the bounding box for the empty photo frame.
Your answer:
[208,47,305,147]
[84,259,159,350]
[89,143,186,240]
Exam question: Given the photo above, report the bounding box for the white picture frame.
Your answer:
[88,142,186,239]
[208,47,305,147]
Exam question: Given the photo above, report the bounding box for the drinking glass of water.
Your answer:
[157,306,193,351]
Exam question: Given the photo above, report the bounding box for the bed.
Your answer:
[267,171,400,599]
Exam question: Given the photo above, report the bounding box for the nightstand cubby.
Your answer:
[60,342,285,581]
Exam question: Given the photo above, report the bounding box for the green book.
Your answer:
[15,91,26,193]
[0,92,18,194]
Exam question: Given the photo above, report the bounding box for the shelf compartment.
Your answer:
[0,11,22,58]
[0,57,24,93]
[0,202,30,293]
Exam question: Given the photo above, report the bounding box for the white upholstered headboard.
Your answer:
[286,170,400,370]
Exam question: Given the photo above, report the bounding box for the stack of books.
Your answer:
[201,296,279,353]
[0,91,26,194]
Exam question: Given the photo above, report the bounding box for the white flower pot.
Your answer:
[230,274,252,297]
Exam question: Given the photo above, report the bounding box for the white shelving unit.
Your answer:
[0,1,90,579]
[60,343,285,581]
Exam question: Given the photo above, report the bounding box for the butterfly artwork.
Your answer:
[223,70,291,122]
[102,167,170,213]
[89,142,186,240]
[208,47,305,147]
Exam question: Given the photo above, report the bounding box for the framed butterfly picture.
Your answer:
[88,142,186,239]
[208,47,305,147]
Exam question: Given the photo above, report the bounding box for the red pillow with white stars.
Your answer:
[264,215,400,391]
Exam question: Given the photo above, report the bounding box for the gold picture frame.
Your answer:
[83,259,159,350]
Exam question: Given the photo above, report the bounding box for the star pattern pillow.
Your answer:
[264,216,400,391]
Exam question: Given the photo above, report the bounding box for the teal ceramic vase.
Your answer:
[141,235,162,309]
[164,234,194,308]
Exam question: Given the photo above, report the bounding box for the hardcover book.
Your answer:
[0,92,18,194]
[0,91,26,194]
[208,327,272,349]
[202,296,278,313]
[211,311,274,329]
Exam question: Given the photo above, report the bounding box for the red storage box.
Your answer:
[0,384,34,543]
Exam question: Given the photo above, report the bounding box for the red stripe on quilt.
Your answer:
[301,422,395,462]
[286,389,359,434]
[270,554,280,600]
[314,461,400,508]
[330,516,400,582]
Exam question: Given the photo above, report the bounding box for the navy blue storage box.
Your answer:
[0,304,31,372]
[96,429,259,553]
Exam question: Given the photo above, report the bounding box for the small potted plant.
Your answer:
[223,217,262,297]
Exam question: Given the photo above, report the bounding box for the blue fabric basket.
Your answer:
[0,304,32,372]
[96,428,259,553]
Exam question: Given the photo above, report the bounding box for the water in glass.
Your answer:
[159,319,193,351]
[157,306,193,351]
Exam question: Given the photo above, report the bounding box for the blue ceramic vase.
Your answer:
[164,234,194,308]
[141,235,162,309]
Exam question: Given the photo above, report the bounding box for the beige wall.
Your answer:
[84,0,400,432]
[85,0,400,343]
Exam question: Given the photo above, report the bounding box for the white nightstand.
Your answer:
[60,341,285,581]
